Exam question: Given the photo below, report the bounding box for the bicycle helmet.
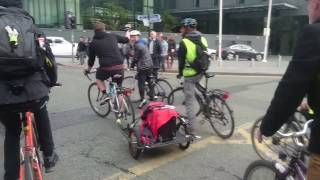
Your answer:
[180,18,197,28]
[130,30,141,36]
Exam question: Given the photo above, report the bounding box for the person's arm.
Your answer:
[177,41,187,76]
[260,25,320,136]
[116,34,129,44]
[87,42,96,69]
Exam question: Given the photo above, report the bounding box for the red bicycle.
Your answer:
[19,111,43,180]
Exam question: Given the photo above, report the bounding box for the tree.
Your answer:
[160,10,178,32]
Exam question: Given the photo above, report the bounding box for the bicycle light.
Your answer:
[222,92,230,100]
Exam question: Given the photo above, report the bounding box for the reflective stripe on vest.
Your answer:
[182,37,208,77]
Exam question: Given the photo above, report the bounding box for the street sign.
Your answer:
[137,14,161,23]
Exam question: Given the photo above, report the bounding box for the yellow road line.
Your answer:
[106,123,254,180]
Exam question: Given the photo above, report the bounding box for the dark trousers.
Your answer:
[0,96,54,180]
[137,69,154,101]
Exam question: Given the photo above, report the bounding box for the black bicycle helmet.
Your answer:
[180,18,197,28]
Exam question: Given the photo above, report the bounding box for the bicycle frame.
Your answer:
[275,154,307,180]
[19,112,43,180]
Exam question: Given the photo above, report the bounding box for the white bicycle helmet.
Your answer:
[130,30,141,36]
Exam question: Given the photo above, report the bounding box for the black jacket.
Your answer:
[178,31,203,77]
[148,39,162,68]
[88,31,129,68]
[260,19,320,154]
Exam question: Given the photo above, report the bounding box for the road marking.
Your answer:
[105,123,254,180]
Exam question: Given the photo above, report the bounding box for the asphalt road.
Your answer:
[0,66,282,180]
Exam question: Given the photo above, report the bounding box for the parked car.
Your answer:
[221,44,263,61]
[46,37,78,57]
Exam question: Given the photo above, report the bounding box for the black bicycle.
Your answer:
[167,73,235,139]
[122,72,173,103]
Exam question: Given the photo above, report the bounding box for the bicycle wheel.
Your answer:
[24,155,36,180]
[153,79,173,101]
[122,76,140,103]
[177,117,191,150]
[88,82,111,117]
[128,128,142,160]
[117,95,136,129]
[207,95,234,139]
[243,160,280,180]
[251,116,305,162]
[167,87,200,117]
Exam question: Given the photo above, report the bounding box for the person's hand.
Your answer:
[176,74,182,79]
[298,98,310,112]
[256,129,263,143]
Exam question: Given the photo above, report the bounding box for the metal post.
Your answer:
[236,55,239,62]
[218,0,223,66]
[251,58,255,67]
[278,54,282,68]
[132,0,136,28]
[263,0,273,62]
[71,29,75,62]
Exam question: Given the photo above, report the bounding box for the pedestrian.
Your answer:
[176,18,208,137]
[158,33,168,72]
[129,30,154,104]
[167,35,177,69]
[0,0,59,179]
[257,0,320,179]
[77,37,87,65]
[148,30,162,79]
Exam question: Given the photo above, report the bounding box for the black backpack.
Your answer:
[187,38,211,72]
[0,6,41,79]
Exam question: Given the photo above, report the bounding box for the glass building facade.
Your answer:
[23,0,81,28]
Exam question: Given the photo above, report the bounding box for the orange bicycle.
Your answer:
[19,111,43,180]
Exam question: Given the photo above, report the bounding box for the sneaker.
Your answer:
[138,99,148,109]
[186,127,201,140]
[99,93,110,105]
[44,152,59,173]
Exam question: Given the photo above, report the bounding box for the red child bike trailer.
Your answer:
[128,101,192,159]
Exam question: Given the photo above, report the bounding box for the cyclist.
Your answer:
[85,22,129,100]
[129,30,154,104]
[0,0,58,179]
[257,0,320,179]
[175,18,208,136]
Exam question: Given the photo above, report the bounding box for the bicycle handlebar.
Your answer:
[277,119,313,138]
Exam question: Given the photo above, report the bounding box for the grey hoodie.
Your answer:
[132,40,153,71]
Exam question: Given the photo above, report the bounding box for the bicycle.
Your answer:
[85,71,135,131]
[122,72,173,103]
[243,119,313,180]
[167,73,235,139]
[251,110,311,162]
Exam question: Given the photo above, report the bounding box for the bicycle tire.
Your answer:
[117,95,136,127]
[154,79,173,101]
[251,115,307,162]
[128,128,142,160]
[24,155,36,180]
[177,117,191,150]
[88,82,111,117]
[208,95,234,139]
[167,87,201,117]
[243,160,280,180]
[122,76,141,103]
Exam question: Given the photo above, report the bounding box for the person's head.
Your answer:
[130,30,141,43]
[0,0,22,8]
[158,32,164,40]
[307,0,320,24]
[79,37,84,42]
[149,31,157,40]
[179,18,197,36]
[94,22,106,32]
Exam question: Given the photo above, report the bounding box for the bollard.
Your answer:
[251,58,255,67]
[236,55,239,62]
[213,54,216,62]
[278,55,282,68]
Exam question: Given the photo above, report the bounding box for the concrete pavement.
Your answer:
[56,56,290,76]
